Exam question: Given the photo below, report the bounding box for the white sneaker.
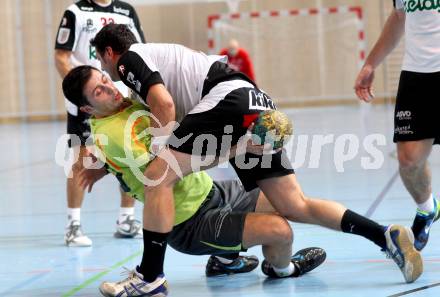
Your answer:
[384,224,423,283]
[115,215,142,238]
[64,220,92,247]
[99,267,168,297]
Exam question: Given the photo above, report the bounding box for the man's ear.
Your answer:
[80,105,94,115]
[105,46,113,58]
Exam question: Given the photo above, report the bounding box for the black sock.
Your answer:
[138,229,169,282]
[340,209,386,249]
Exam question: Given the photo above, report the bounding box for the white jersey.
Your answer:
[55,0,145,114]
[117,43,227,122]
[55,0,145,69]
[394,0,440,73]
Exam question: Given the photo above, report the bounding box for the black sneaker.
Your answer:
[261,247,326,278]
[205,255,259,277]
[411,198,440,251]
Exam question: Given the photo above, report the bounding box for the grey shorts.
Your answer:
[168,180,260,256]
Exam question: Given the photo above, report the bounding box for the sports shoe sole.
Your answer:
[113,231,142,239]
[389,226,423,283]
[99,287,111,297]
[99,286,168,297]
[65,242,92,247]
[65,238,92,247]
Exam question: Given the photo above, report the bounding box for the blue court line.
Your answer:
[364,170,399,218]
[0,256,78,295]
[388,281,440,297]
[0,271,50,296]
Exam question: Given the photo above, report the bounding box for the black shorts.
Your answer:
[169,63,294,191]
[67,111,91,147]
[167,180,260,256]
[394,71,440,144]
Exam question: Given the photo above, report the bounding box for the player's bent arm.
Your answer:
[54,49,73,79]
[364,9,405,70]
[146,84,176,134]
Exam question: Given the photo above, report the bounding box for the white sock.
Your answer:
[215,256,234,264]
[417,194,435,214]
[118,207,135,223]
[273,262,296,277]
[67,208,81,226]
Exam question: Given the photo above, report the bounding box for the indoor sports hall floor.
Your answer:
[1,104,440,297]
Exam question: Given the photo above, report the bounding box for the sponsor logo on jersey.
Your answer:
[89,45,97,60]
[80,6,93,12]
[127,72,142,93]
[82,19,97,33]
[248,90,276,111]
[403,0,440,13]
[119,65,125,76]
[396,110,412,120]
[113,6,130,16]
[57,28,70,44]
[395,125,414,135]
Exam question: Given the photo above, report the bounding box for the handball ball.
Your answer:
[251,110,293,150]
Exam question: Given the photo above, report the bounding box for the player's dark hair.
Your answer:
[62,65,98,106]
[91,24,137,55]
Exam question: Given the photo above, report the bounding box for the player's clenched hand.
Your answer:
[78,166,108,193]
[237,123,280,156]
[354,64,375,102]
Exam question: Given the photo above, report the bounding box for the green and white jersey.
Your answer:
[55,0,146,115]
[394,0,440,72]
[89,101,213,225]
[55,0,145,69]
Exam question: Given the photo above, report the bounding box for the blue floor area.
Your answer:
[1,104,439,296]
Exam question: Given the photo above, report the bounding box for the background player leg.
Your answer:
[397,139,440,250]
[65,145,92,247]
[398,140,434,204]
[67,146,142,245]
[115,189,142,238]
